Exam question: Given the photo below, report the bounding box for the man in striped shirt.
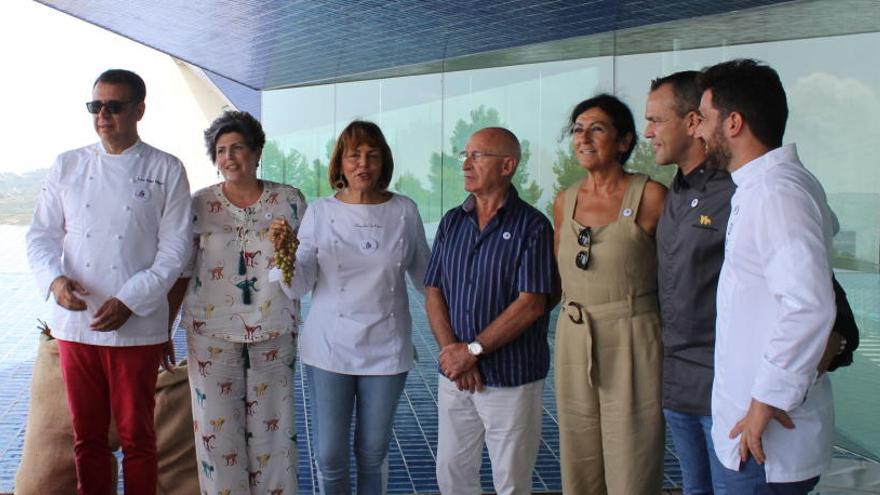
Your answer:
[425,127,557,494]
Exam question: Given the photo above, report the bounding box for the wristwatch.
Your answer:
[467,341,484,357]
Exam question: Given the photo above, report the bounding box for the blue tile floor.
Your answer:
[1,224,877,493]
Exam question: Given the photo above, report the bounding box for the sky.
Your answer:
[0,0,223,184]
[0,1,149,173]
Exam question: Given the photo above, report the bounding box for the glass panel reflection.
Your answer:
[261,0,880,467]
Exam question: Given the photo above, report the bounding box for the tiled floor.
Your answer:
[289,288,685,493]
[1,224,878,493]
[0,224,674,493]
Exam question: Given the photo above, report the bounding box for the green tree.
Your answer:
[427,105,543,221]
[260,140,301,185]
[392,170,439,219]
[544,141,677,216]
[545,146,586,216]
[260,139,334,203]
[625,141,677,186]
[302,158,333,203]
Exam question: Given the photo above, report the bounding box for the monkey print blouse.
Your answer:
[180,181,307,343]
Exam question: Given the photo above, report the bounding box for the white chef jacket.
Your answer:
[27,140,193,346]
[273,193,430,375]
[712,144,836,482]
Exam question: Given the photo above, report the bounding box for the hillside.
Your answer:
[0,169,47,225]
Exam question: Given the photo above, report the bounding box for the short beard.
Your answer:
[704,125,732,171]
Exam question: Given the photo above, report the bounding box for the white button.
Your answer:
[338,313,343,317]
[125,205,132,211]
[85,233,91,238]
[390,287,395,292]
[85,203,91,208]
[330,219,335,223]
[111,265,117,270]
[130,178,135,183]
[88,176,94,180]
[340,287,345,292]
[117,234,123,240]
[337,264,342,269]
[396,262,401,267]
[390,312,395,317]
[85,262,91,267]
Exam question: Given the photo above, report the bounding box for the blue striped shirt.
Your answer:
[424,187,556,387]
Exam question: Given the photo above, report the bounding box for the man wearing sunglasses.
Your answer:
[27,69,192,495]
[425,127,557,494]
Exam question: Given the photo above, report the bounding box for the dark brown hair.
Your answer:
[328,120,394,191]
[650,70,701,117]
[567,93,637,164]
[698,59,788,149]
[203,110,265,163]
[94,69,146,103]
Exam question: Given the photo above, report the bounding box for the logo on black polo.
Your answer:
[691,214,718,231]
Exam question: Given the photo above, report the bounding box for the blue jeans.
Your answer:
[719,457,819,494]
[306,365,408,495]
[664,409,726,495]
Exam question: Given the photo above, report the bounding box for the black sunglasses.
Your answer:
[85,100,132,114]
[575,226,592,270]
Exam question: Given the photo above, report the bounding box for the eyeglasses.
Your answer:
[85,100,132,114]
[575,226,592,270]
[457,150,509,163]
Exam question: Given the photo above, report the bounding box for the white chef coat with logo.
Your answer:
[273,193,430,375]
[712,144,836,482]
[27,140,193,346]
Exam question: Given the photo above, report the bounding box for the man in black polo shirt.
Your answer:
[645,70,734,494]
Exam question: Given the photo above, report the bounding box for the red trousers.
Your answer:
[57,339,165,495]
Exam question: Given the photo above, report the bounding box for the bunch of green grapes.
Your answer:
[274,227,298,286]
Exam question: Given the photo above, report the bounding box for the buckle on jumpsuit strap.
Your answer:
[566,301,585,324]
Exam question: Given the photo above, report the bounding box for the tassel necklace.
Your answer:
[221,182,263,305]
[235,222,255,305]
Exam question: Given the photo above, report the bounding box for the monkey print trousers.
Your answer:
[187,330,298,495]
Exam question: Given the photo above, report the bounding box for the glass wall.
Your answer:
[262,0,880,459]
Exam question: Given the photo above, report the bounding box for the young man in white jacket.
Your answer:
[695,59,835,493]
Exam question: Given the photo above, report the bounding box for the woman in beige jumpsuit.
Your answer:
[552,94,668,494]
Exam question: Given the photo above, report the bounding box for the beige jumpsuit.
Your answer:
[555,173,664,494]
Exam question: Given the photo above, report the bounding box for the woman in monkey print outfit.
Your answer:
[169,111,306,494]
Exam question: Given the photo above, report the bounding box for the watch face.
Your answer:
[468,342,483,356]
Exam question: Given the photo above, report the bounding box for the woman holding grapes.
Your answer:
[269,120,430,494]
[167,110,306,494]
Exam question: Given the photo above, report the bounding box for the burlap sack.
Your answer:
[14,334,119,495]
[14,335,199,495]
[155,359,199,495]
